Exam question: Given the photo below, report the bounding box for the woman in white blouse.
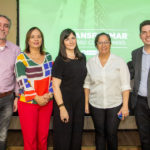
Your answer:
[84,32,131,150]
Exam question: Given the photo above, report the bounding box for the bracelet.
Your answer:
[58,103,64,108]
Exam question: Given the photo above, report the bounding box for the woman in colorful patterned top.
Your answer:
[15,27,53,150]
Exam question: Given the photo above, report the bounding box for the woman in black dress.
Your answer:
[52,28,87,150]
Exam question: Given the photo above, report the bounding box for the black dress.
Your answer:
[52,55,87,150]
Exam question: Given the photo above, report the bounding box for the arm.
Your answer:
[13,96,19,112]
[13,81,19,112]
[118,90,130,120]
[84,88,90,114]
[43,80,53,100]
[118,59,131,120]
[44,60,54,100]
[13,48,21,112]
[52,77,69,123]
[83,70,92,114]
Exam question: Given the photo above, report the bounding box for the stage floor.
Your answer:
[7,130,141,149]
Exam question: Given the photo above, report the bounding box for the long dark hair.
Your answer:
[58,28,83,60]
[24,27,45,54]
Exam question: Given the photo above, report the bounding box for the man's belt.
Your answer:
[0,91,13,98]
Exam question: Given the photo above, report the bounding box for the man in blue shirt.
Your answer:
[129,20,150,150]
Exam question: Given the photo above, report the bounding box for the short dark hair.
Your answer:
[0,15,11,28]
[140,20,150,33]
[94,32,111,47]
[24,27,45,54]
[58,28,83,60]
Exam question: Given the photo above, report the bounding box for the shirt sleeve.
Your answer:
[119,59,131,91]
[83,62,92,89]
[83,72,92,89]
[52,56,64,79]
[14,48,21,95]
[14,80,19,95]
[46,53,53,93]
[15,55,36,102]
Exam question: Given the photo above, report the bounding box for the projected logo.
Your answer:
[75,29,128,56]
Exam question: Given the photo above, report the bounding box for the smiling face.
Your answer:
[0,17,10,41]
[64,33,77,51]
[28,29,42,50]
[96,35,111,55]
[140,25,150,47]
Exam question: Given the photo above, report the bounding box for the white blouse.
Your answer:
[84,54,131,109]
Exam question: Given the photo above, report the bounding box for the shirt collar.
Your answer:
[0,41,8,52]
[0,46,5,51]
[142,47,150,55]
[96,53,112,66]
[96,53,112,59]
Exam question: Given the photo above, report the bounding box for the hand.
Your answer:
[49,93,53,99]
[13,97,18,112]
[43,92,53,100]
[59,106,69,123]
[43,93,50,100]
[118,106,129,120]
[85,104,90,114]
[34,95,48,106]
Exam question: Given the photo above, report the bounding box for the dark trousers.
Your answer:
[135,95,150,150]
[90,104,121,150]
[53,96,84,150]
[0,93,14,150]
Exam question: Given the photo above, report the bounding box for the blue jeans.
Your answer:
[0,93,14,150]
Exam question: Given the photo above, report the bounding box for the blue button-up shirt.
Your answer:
[138,48,150,96]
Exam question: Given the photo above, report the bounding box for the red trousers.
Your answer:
[18,100,53,150]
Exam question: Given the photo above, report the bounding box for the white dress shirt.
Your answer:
[84,54,131,109]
